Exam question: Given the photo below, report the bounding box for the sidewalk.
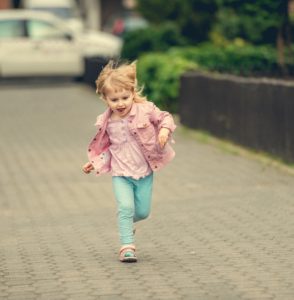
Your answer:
[0,82,293,300]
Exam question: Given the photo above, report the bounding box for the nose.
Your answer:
[117,100,124,107]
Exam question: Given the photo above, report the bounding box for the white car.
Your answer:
[0,10,122,78]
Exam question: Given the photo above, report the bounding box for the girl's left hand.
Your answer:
[158,127,170,149]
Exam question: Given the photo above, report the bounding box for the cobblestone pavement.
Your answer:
[0,82,294,300]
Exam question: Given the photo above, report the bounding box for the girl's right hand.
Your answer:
[82,162,94,174]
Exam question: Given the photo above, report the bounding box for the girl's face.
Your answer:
[104,88,134,118]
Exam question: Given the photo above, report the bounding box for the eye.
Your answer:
[110,98,118,102]
[122,96,129,100]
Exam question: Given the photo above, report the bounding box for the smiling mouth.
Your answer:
[117,108,125,113]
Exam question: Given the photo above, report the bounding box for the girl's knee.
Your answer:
[118,204,134,217]
[135,210,150,221]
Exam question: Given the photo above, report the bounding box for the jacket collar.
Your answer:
[94,108,112,127]
[128,102,137,117]
[95,102,138,127]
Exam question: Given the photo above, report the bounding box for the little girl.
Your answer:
[82,61,176,262]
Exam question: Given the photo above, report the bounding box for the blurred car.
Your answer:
[0,10,122,78]
[22,0,84,33]
[103,11,148,37]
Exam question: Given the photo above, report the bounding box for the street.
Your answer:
[0,81,294,300]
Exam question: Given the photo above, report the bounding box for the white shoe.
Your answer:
[119,245,137,263]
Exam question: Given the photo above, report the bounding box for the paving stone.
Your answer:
[98,295,124,300]
[7,291,38,300]
[1,82,294,300]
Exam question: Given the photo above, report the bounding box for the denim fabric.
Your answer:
[112,173,153,245]
[88,101,176,176]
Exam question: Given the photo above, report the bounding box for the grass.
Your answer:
[178,124,294,176]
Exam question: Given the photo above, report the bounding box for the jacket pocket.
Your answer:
[137,120,156,141]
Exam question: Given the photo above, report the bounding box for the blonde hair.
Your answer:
[95,60,146,103]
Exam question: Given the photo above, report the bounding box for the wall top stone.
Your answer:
[182,71,294,88]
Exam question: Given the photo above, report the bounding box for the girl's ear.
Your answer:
[131,89,135,99]
[98,92,107,103]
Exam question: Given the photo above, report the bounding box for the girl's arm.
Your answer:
[149,103,176,133]
[149,102,176,148]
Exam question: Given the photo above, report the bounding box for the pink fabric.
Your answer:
[87,101,176,176]
[107,118,152,179]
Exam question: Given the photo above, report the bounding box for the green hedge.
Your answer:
[169,43,281,76]
[137,52,197,113]
[121,22,186,61]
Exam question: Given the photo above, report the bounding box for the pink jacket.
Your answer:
[87,101,176,176]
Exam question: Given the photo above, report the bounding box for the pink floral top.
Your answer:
[106,117,152,179]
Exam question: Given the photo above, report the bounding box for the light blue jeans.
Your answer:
[112,173,153,245]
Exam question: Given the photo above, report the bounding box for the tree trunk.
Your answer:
[277,27,285,70]
[276,0,290,76]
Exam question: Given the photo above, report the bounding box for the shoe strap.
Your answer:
[120,245,135,254]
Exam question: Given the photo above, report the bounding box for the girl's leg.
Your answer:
[112,176,135,245]
[133,172,154,223]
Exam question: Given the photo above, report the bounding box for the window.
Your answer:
[27,20,65,40]
[31,7,73,19]
[0,20,24,39]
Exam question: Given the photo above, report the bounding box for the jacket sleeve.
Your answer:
[149,102,176,133]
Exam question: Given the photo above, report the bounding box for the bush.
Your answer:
[169,43,281,76]
[121,22,186,61]
[214,1,288,46]
[136,0,217,44]
[137,52,197,112]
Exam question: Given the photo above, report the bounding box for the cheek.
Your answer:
[106,101,116,108]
